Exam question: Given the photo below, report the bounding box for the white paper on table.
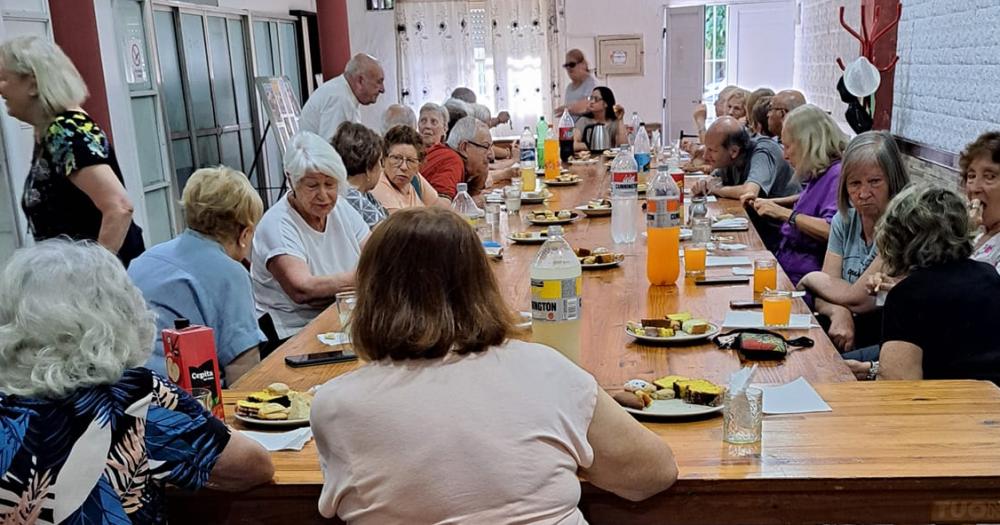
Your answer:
[706,256,752,267]
[732,267,754,276]
[761,377,832,414]
[317,332,350,346]
[723,311,814,329]
[717,243,748,251]
[713,218,749,229]
[241,427,314,452]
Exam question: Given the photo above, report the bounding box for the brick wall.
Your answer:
[793,0,862,128]
[892,0,1000,154]
[901,154,959,187]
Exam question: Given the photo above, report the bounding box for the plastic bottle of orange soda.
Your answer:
[543,125,560,180]
[646,167,682,285]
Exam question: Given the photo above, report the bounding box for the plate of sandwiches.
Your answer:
[235,382,313,427]
[508,230,548,244]
[526,209,580,225]
[545,174,581,186]
[520,189,552,204]
[613,376,725,418]
[625,312,720,344]
[575,199,612,217]
[576,247,625,269]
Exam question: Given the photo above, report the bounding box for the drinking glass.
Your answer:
[485,203,501,226]
[684,244,707,277]
[335,291,357,331]
[691,217,712,244]
[191,388,213,412]
[723,387,763,444]
[753,259,778,294]
[762,290,793,327]
[504,185,521,213]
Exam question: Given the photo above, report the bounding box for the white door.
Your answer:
[727,0,796,90]
[665,5,705,144]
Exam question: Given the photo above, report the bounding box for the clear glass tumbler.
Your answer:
[723,387,763,444]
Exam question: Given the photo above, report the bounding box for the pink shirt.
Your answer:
[311,339,598,524]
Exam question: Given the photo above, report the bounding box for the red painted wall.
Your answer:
[315,0,352,80]
[49,0,113,141]
[862,0,900,131]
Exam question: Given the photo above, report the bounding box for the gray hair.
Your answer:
[284,131,349,193]
[471,103,491,124]
[344,53,379,79]
[381,104,416,134]
[876,185,973,277]
[443,98,472,122]
[446,116,486,149]
[782,104,847,180]
[0,36,88,120]
[419,102,449,127]
[450,87,476,104]
[0,240,155,397]
[838,130,910,214]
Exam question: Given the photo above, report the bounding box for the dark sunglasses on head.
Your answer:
[562,61,578,69]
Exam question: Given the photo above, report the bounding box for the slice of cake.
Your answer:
[675,379,725,406]
[653,375,689,391]
[681,319,710,335]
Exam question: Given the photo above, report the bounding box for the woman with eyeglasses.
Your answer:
[554,49,596,118]
[572,86,628,152]
[371,125,451,213]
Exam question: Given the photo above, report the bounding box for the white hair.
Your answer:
[344,53,379,79]
[382,104,416,134]
[0,239,155,398]
[447,116,486,149]
[284,131,349,193]
[419,102,449,126]
[0,36,88,119]
[443,98,472,121]
[471,103,491,124]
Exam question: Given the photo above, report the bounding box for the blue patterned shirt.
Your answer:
[343,187,388,228]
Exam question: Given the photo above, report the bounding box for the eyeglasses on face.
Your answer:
[387,154,420,167]
[563,61,579,69]
[466,140,493,151]
[588,96,604,102]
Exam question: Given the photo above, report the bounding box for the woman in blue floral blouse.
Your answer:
[0,36,144,266]
[0,239,273,524]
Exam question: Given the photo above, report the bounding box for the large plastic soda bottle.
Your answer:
[451,182,486,238]
[536,116,547,170]
[627,111,640,144]
[519,126,537,192]
[558,108,575,162]
[530,225,582,364]
[646,168,682,285]
[610,147,638,244]
[543,125,560,180]
[633,123,651,184]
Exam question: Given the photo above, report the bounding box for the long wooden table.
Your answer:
[170,163,1000,524]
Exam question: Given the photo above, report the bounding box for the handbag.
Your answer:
[712,329,814,361]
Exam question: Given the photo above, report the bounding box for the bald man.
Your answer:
[554,49,596,119]
[691,117,798,200]
[300,53,385,141]
[767,90,806,141]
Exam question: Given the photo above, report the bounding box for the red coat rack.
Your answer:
[835,2,902,73]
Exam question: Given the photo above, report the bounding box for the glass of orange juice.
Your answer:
[762,290,793,327]
[753,259,778,294]
[684,244,707,277]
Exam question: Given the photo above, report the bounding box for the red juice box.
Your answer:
[162,319,225,419]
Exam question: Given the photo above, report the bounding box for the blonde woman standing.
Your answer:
[0,36,144,265]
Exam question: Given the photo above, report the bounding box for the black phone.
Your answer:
[285,350,358,368]
[694,276,751,286]
[729,299,763,309]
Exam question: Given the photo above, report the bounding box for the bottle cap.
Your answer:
[547,225,563,236]
[457,182,468,193]
[174,318,191,330]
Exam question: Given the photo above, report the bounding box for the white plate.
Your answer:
[526,212,581,225]
[545,177,581,186]
[624,399,724,418]
[507,232,548,244]
[579,254,625,270]
[625,322,721,344]
[520,192,550,204]
[235,413,310,428]
[569,158,598,165]
[575,205,612,217]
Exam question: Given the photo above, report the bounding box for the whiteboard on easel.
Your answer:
[255,76,302,155]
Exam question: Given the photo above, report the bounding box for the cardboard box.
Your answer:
[162,320,225,419]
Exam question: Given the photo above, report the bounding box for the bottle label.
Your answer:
[520,147,536,164]
[611,170,638,195]
[559,126,573,141]
[530,277,582,322]
[646,197,681,228]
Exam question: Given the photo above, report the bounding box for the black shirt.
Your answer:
[882,259,1000,384]
[22,111,144,266]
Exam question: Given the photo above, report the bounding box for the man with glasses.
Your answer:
[554,49,596,120]
[422,116,493,199]
[767,90,806,142]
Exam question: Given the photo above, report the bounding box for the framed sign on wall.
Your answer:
[596,34,643,76]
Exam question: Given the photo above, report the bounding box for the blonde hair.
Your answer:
[782,104,847,180]
[0,36,88,120]
[0,240,155,398]
[182,166,263,243]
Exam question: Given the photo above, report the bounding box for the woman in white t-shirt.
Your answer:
[311,207,677,524]
[251,132,370,340]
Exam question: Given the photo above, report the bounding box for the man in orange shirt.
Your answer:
[422,116,491,199]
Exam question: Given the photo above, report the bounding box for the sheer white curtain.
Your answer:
[396,0,560,132]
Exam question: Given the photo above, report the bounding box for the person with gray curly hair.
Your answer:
[0,239,272,523]
[845,185,1000,383]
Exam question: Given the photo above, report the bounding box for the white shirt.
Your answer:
[312,339,598,524]
[251,194,369,339]
[299,75,361,141]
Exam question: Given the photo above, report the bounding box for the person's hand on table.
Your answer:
[690,177,718,196]
[680,138,699,155]
[828,309,856,353]
[753,198,792,222]
[844,359,873,380]
[739,191,757,207]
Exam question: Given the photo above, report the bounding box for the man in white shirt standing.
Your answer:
[300,53,385,141]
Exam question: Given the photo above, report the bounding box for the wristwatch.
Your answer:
[865,360,880,381]
[788,210,800,226]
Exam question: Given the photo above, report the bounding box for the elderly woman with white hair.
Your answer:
[418,102,449,148]
[252,132,370,340]
[0,239,273,523]
[0,35,144,265]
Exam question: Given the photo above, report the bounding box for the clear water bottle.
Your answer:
[519,126,536,192]
[530,225,582,364]
[633,123,651,184]
[451,182,487,239]
[610,147,638,244]
[627,111,640,144]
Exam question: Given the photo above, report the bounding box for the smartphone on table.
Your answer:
[285,350,358,368]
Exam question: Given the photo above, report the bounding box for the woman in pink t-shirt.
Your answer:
[311,207,677,524]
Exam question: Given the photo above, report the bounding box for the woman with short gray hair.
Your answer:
[251,132,370,340]
[846,185,1000,383]
[0,239,273,523]
[418,102,449,147]
[0,35,144,265]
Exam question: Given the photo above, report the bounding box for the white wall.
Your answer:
[563,0,665,126]
[792,0,861,129]
[347,4,399,131]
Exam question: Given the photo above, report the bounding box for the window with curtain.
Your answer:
[396,0,559,132]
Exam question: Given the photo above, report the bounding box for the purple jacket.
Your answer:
[777,160,842,285]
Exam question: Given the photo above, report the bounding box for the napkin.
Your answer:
[713,218,749,229]
[732,267,754,276]
[706,256,752,267]
[717,243,748,251]
[723,311,814,329]
[761,377,832,414]
[241,427,313,452]
[317,332,350,346]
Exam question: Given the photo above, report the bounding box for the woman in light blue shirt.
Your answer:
[128,166,266,385]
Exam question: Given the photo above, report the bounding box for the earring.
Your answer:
[239,242,247,248]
